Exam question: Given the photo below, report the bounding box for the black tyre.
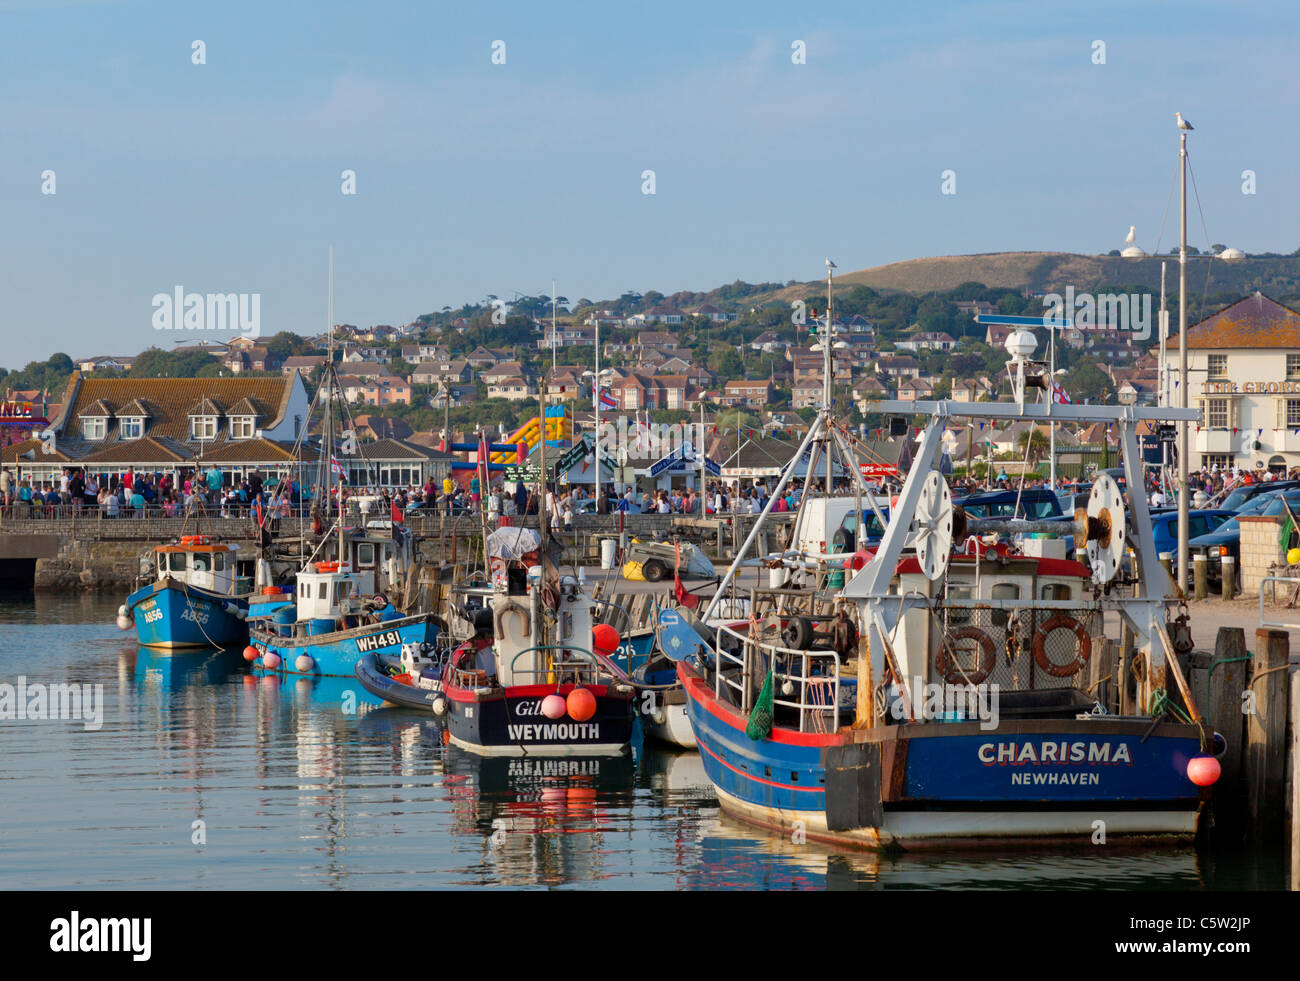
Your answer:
[782,616,814,650]
[642,559,666,583]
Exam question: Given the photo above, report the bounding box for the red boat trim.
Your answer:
[697,738,825,795]
[678,663,845,748]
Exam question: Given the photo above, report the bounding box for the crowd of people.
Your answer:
[7,459,1300,525]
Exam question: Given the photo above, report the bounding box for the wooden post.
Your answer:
[1246,628,1289,844]
[1089,637,1116,713]
[1193,553,1208,600]
[1292,669,1300,891]
[1221,556,1236,601]
[854,623,873,729]
[1206,627,1249,843]
[1117,618,1134,716]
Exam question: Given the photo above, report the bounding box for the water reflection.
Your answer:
[0,593,1286,890]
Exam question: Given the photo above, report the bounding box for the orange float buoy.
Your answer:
[242,645,259,663]
[566,687,597,722]
[592,623,620,657]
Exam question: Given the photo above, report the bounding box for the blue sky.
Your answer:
[2,0,1296,367]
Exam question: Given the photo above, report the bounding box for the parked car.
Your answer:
[1122,509,1234,576]
[954,487,1064,520]
[1213,479,1300,513]
[1190,491,1300,585]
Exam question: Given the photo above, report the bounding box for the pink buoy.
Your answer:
[1187,755,1221,787]
[567,687,597,723]
[541,693,567,720]
[295,654,315,674]
[262,651,282,671]
[243,645,259,663]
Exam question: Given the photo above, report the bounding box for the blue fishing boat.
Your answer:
[676,310,1222,849]
[122,537,253,648]
[245,480,439,678]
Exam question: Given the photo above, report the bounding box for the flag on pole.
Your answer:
[330,455,345,480]
[595,387,617,411]
[1051,380,1072,405]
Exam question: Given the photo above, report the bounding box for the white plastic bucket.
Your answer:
[600,539,617,570]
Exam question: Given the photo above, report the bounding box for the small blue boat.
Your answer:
[124,538,251,648]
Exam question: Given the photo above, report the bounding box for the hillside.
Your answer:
[727,251,1300,308]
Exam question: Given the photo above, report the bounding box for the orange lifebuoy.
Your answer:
[180,535,210,546]
[1032,615,1091,677]
[262,586,283,596]
[315,561,339,573]
[935,626,997,685]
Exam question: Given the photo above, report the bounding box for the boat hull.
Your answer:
[679,662,1205,850]
[249,615,437,677]
[353,653,444,710]
[638,688,697,749]
[445,682,634,757]
[127,579,248,649]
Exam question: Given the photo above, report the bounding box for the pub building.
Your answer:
[1159,292,1300,474]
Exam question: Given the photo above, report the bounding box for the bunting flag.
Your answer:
[330,455,345,480]
[1051,379,1072,405]
[595,387,618,411]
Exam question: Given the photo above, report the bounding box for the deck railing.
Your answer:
[712,621,841,734]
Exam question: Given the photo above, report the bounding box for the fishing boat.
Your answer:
[676,279,1222,850]
[122,535,255,648]
[245,519,438,676]
[438,526,636,756]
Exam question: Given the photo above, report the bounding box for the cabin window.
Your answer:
[212,552,226,572]
[946,586,973,624]
[190,554,210,573]
[357,543,376,567]
[1040,583,1071,601]
[82,417,107,440]
[335,581,353,602]
[119,417,144,439]
[317,582,327,600]
[991,583,1019,628]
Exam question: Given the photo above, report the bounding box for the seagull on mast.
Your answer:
[1125,226,1136,245]
[825,258,837,269]
[1174,112,1194,131]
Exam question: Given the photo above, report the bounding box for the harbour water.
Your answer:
[0,593,1283,890]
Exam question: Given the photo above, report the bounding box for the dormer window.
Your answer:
[230,415,255,440]
[191,415,218,440]
[120,416,145,440]
[82,416,107,440]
